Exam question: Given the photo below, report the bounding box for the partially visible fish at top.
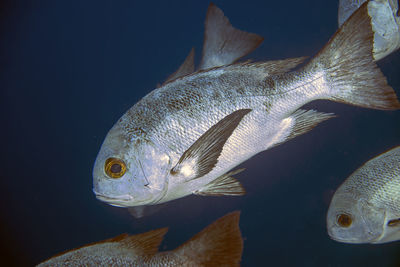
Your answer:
[37,211,243,266]
[338,0,400,60]
[93,3,400,208]
[326,146,400,244]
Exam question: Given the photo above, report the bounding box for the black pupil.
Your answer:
[110,163,122,173]
[337,214,352,227]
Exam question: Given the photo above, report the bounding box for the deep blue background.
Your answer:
[1,0,399,266]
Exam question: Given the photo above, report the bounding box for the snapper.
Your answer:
[327,146,400,244]
[93,3,399,208]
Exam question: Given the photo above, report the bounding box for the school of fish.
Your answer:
[37,212,243,266]
[38,1,400,266]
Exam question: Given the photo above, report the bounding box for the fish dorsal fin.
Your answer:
[199,3,264,70]
[164,48,195,85]
[174,211,243,266]
[118,227,168,256]
[195,168,246,196]
[243,57,307,75]
[170,109,251,181]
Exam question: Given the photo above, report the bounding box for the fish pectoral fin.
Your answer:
[194,168,246,196]
[199,3,263,70]
[163,47,195,85]
[170,109,251,181]
[119,227,168,256]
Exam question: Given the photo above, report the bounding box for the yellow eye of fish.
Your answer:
[337,214,352,228]
[105,158,126,179]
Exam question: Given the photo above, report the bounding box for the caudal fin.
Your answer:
[174,211,243,267]
[306,2,400,110]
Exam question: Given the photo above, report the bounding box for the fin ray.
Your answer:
[119,228,168,256]
[307,2,400,110]
[171,109,251,180]
[200,3,263,70]
[164,48,195,85]
[174,211,243,267]
[195,168,246,196]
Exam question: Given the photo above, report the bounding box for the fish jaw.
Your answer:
[327,193,385,244]
[92,121,171,207]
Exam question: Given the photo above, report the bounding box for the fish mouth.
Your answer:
[93,191,134,207]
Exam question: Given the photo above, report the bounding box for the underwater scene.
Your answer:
[1,0,400,266]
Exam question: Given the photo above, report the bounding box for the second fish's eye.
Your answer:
[337,214,352,228]
[105,158,126,179]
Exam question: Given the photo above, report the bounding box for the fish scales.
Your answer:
[327,146,400,244]
[339,147,400,215]
[93,3,399,208]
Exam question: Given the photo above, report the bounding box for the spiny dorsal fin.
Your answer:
[199,3,263,70]
[118,227,168,256]
[241,57,308,75]
[195,168,246,196]
[164,47,195,85]
[170,109,251,181]
[173,211,243,267]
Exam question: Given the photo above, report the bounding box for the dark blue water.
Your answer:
[1,0,399,266]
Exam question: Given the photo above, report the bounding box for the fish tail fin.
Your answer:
[174,211,243,266]
[306,2,400,110]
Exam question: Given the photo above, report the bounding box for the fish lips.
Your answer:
[94,191,138,207]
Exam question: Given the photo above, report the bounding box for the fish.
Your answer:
[37,211,243,266]
[93,2,400,208]
[326,146,400,244]
[338,0,400,60]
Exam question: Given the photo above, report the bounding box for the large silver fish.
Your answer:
[93,3,400,207]
[37,211,243,266]
[326,146,400,244]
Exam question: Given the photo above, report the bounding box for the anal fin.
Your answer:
[194,168,246,196]
[285,109,335,142]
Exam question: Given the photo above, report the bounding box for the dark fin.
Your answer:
[306,2,400,110]
[194,168,246,196]
[173,211,243,266]
[164,48,195,84]
[285,109,335,142]
[199,3,264,70]
[170,109,251,180]
[118,228,168,256]
[127,203,167,219]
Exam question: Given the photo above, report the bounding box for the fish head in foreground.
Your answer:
[93,117,171,207]
[327,193,386,243]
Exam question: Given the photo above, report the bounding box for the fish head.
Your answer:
[326,193,385,244]
[92,121,171,207]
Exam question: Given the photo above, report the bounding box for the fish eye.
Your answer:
[336,213,352,228]
[104,158,126,179]
[387,218,400,227]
